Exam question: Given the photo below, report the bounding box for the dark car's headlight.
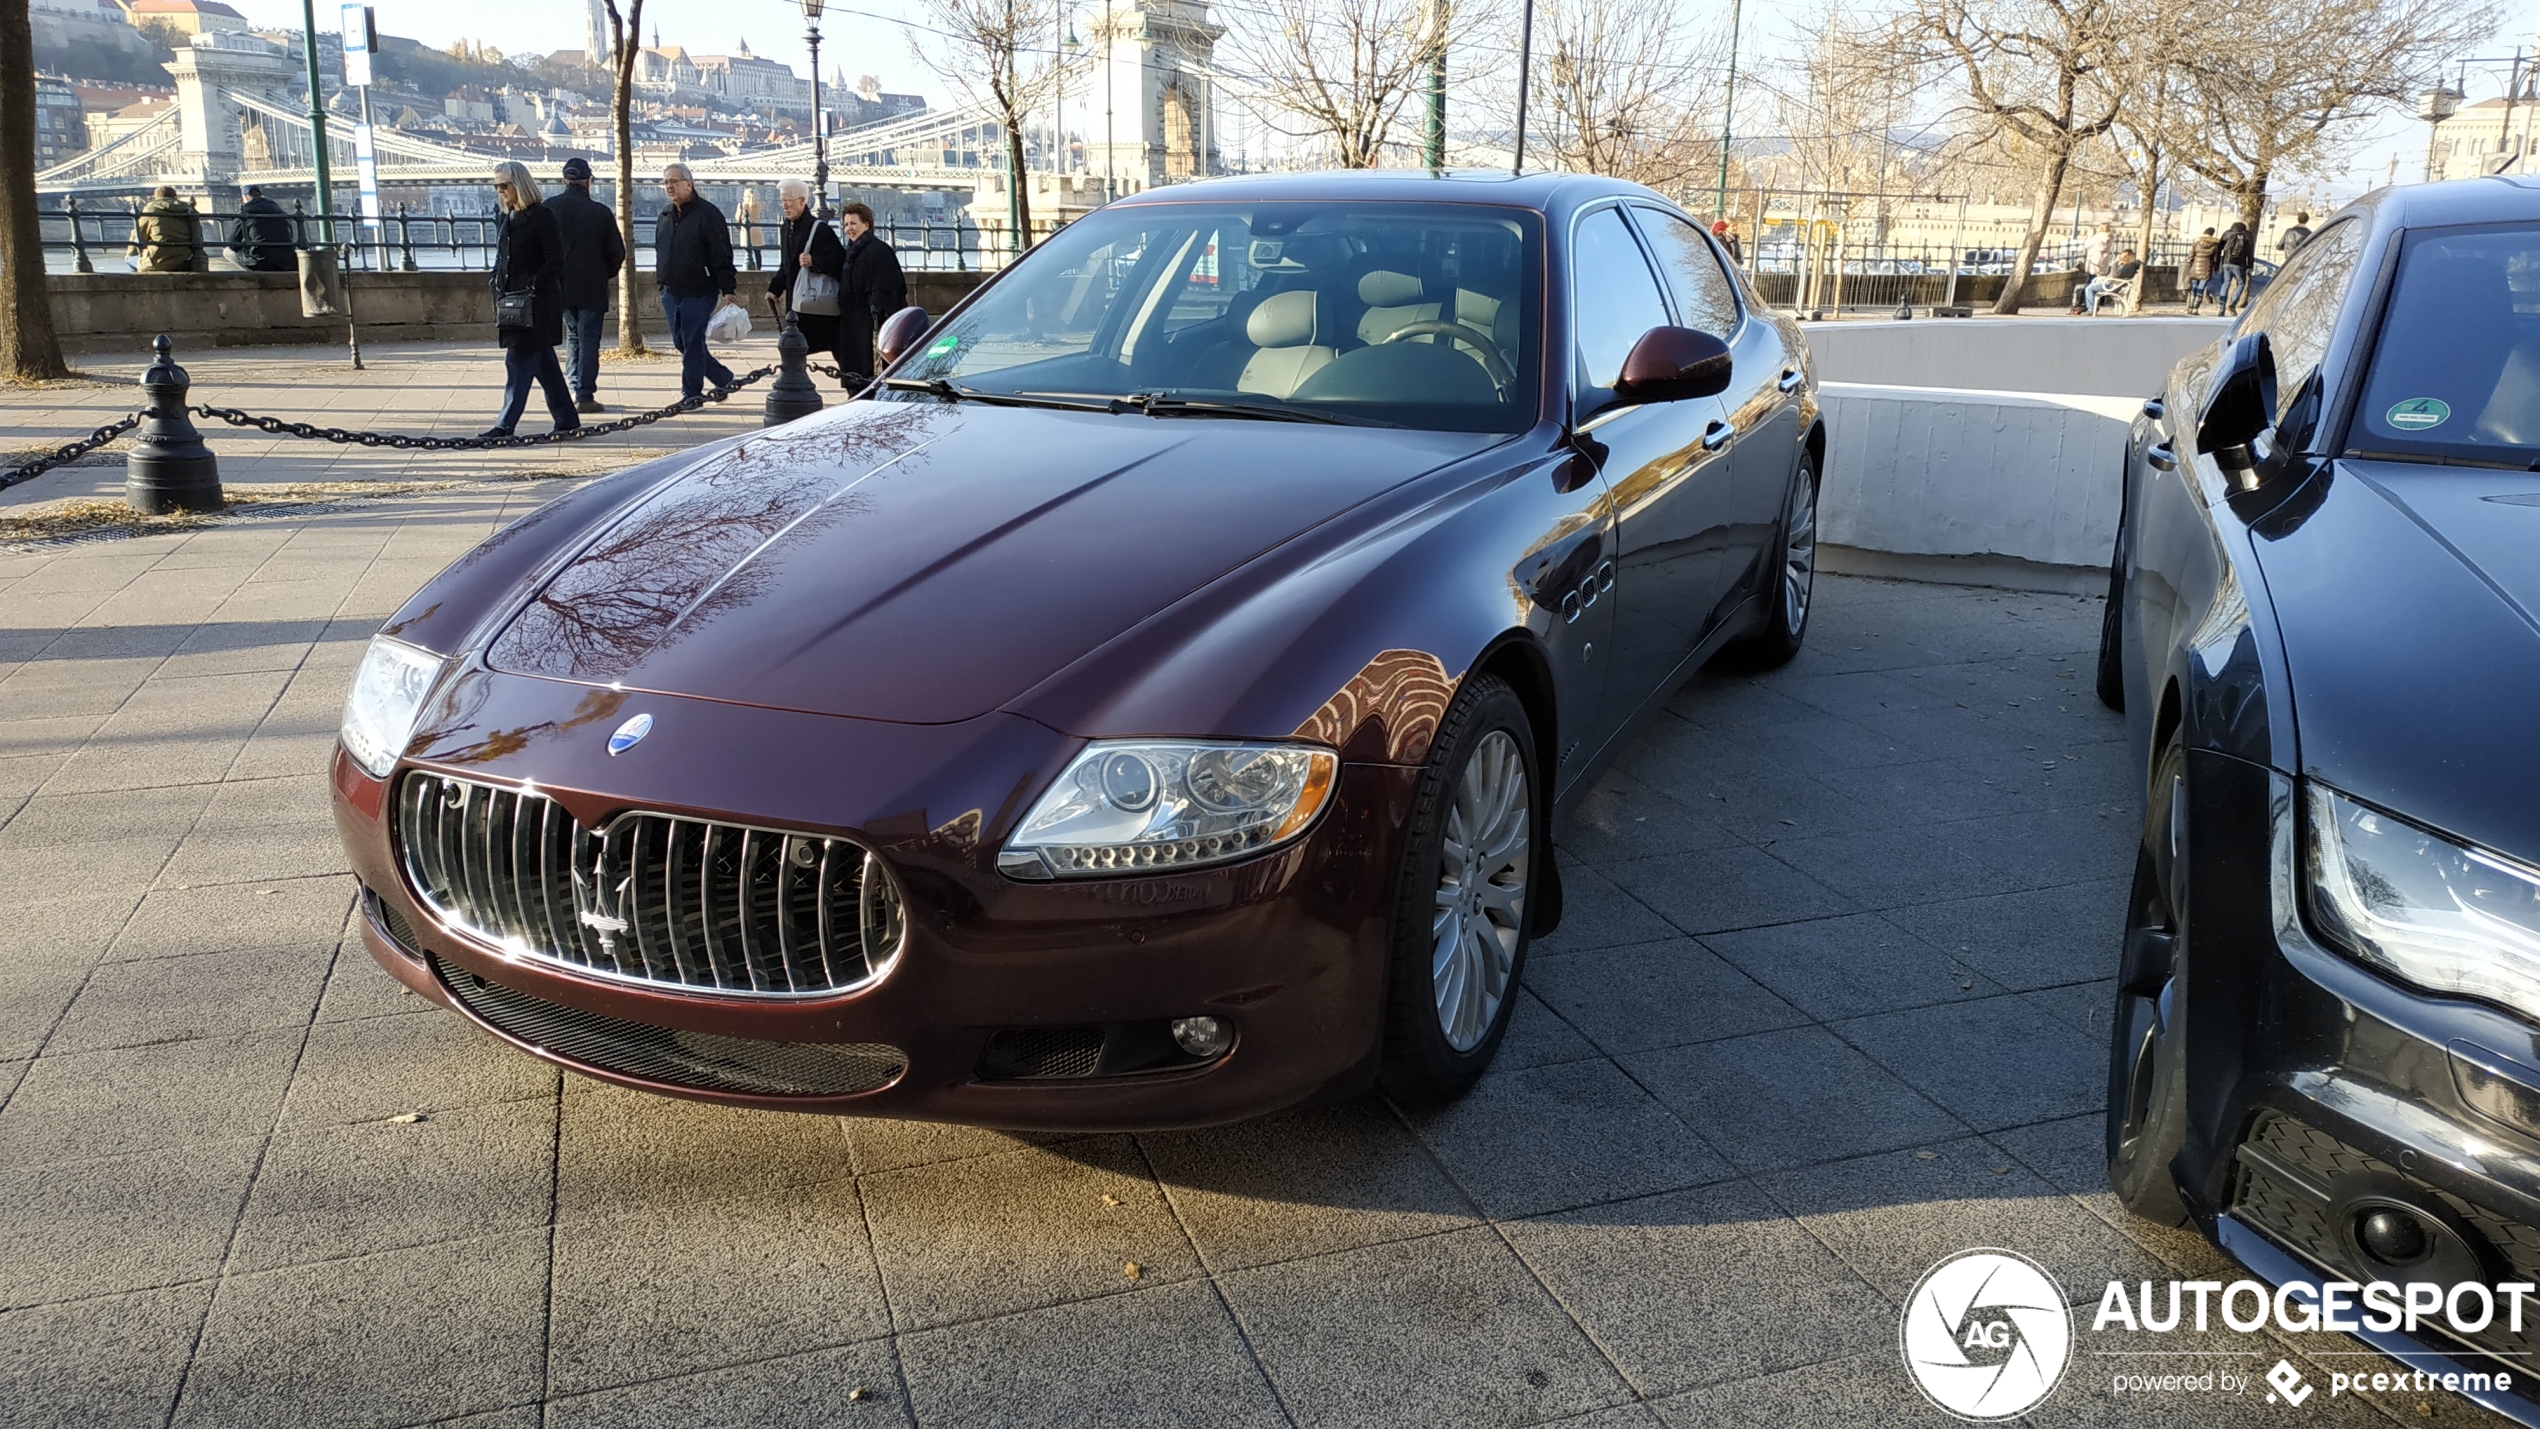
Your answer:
[2306,782,2540,1018]
[998,741,1339,879]
[339,637,444,779]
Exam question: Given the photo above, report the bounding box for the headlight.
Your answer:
[2306,782,2540,1018]
[998,741,1338,879]
[339,637,444,779]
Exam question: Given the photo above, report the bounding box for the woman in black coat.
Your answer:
[483,160,580,438]
[764,178,847,379]
[838,201,908,385]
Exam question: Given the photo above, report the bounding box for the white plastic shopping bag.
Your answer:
[705,301,752,347]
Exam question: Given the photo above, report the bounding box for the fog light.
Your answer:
[2357,1208,2431,1266]
[1171,1016,1232,1059]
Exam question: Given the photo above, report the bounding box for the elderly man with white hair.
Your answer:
[651,161,739,399]
[763,178,849,380]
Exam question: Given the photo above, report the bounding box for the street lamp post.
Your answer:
[1713,0,1742,219]
[799,0,829,216]
[297,0,336,244]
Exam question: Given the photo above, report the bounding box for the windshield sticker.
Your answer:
[925,334,960,359]
[2386,397,2451,431]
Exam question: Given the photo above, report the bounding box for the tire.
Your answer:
[1714,455,1818,672]
[2095,538,2127,711]
[1378,674,1539,1105]
[2106,733,2191,1224]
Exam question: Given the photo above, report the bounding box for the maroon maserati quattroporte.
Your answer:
[332,170,1824,1128]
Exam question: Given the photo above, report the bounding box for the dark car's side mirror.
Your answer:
[1613,326,1734,406]
[875,305,933,369]
[2196,332,2279,478]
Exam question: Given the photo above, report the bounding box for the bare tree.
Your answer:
[1526,0,1724,190]
[1,0,70,381]
[1901,0,2125,312]
[2166,0,2495,227]
[1222,0,1439,167]
[915,0,1067,246]
[600,0,648,354]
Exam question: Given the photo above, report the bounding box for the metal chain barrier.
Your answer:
[193,365,778,452]
[2,413,146,493]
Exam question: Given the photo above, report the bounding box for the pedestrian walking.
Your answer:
[2278,211,2313,255]
[653,162,740,399]
[837,201,907,385]
[481,160,580,440]
[548,156,626,414]
[1710,218,1743,265]
[128,186,200,273]
[764,179,847,377]
[2183,228,2219,314]
[227,185,295,272]
[2213,221,2255,316]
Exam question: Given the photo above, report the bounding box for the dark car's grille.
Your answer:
[980,1026,1107,1079]
[431,955,904,1098]
[2231,1111,2540,1363]
[395,773,904,998]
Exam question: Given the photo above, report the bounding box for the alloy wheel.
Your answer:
[1430,728,1530,1051]
[1782,474,1818,635]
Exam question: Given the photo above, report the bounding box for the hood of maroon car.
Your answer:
[485,399,1492,724]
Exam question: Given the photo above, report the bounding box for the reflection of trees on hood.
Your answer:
[491,406,941,676]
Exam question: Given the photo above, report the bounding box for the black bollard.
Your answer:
[125,335,224,515]
[763,312,825,426]
[1895,300,1914,321]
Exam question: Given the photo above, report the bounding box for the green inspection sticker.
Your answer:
[925,334,961,358]
[2386,397,2451,431]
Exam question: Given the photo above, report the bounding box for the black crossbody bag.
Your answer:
[494,228,534,333]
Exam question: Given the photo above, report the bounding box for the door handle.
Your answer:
[1778,369,1804,393]
[1701,422,1733,452]
[2145,442,2177,472]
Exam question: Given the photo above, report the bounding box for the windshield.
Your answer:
[2350,223,2540,468]
[887,201,1543,433]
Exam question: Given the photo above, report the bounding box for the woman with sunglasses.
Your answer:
[482,160,580,438]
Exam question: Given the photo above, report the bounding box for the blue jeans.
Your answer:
[561,306,605,400]
[2213,264,2248,310]
[496,342,576,433]
[2083,277,2126,311]
[661,290,736,399]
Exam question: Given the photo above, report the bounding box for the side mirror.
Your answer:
[874,305,933,370]
[1614,326,1733,406]
[2196,332,2278,474]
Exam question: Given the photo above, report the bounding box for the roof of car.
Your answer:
[1104,168,1660,214]
[2350,174,2540,230]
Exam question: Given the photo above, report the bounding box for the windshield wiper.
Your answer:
[874,378,1109,413]
[1104,392,1366,426]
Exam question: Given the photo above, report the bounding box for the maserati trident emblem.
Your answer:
[607,712,653,756]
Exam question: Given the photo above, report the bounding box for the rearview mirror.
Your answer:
[2196,332,2278,475]
[1614,327,1733,406]
[875,306,934,370]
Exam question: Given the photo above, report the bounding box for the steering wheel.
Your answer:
[1376,320,1516,389]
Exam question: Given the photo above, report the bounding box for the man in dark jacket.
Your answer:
[652,162,738,398]
[837,201,907,383]
[549,157,627,413]
[227,185,295,272]
[2213,221,2255,316]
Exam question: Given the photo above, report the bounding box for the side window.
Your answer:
[1572,207,1672,390]
[2237,219,2365,428]
[1632,207,1740,340]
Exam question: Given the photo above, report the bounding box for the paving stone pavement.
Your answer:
[0,489,2503,1428]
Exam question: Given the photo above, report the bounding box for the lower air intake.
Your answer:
[431,955,904,1098]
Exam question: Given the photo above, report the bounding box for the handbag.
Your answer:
[495,290,535,333]
[791,268,841,317]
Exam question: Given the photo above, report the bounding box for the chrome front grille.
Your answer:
[395,773,904,997]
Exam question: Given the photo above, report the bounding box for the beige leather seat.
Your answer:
[1356,270,1438,346]
[1237,291,1335,399]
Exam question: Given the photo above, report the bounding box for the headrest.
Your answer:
[1358,270,1426,307]
[1247,290,1319,348]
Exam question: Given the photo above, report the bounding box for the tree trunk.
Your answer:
[0,0,71,382]
[2134,149,2160,299]
[611,4,647,354]
[1993,144,2072,316]
[2233,171,2269,229]
[1006,117,1032,251]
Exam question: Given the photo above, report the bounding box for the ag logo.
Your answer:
[1900,1249,2073,1419]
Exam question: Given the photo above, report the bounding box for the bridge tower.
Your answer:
[1088,0,1223,194]
[166,30,302,194]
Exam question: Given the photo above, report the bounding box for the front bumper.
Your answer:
[2177,753,2540,1416]
[332,670,1415,1130]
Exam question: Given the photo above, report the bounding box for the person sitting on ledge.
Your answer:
[128,186,200,273]
[2084,249,2142,314]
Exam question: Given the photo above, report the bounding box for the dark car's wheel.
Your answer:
[1716,456,1818,671]
[1379,674,1538,1105]
[2095,538,2127,711]
[2107,733,2191,1224]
